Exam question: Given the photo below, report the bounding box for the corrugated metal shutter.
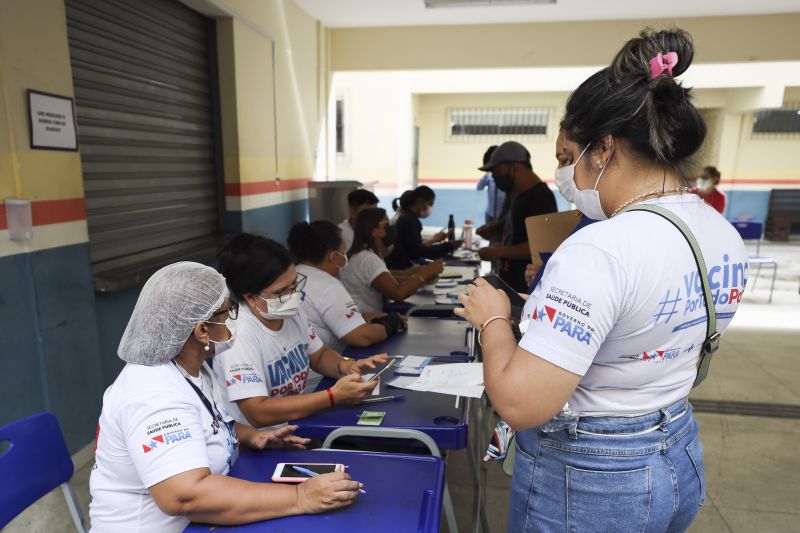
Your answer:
[65,0,221,290]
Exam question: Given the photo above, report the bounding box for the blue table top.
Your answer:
[344,316,472,359]
[291,362,469,450]
[184,449,444,532]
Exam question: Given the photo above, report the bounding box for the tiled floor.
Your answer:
[6,239,800,532]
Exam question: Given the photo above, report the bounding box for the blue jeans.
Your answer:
[508,399,705,533]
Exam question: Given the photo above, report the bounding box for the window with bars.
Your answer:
[447,107,550,141]
[752,105,800,137]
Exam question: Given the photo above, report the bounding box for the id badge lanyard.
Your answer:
[172,362,239,444]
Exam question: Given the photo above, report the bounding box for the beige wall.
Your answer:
[211,0,327,185]
[331,14,800,72]
[417,92,568,183]
[415,89,760,185]
[0,0,85,201]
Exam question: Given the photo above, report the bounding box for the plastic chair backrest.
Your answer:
[731,220,763,241]
[0,412,75,527]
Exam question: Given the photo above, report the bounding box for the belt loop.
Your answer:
[567,421,578,440]
[657,407,673,433]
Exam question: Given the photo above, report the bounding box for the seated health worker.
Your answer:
[386,188,463,269]
[214,234,387,428]
[90,262,361,532]
[339,188,379,251]
[340,207,443,313]
[456,29,746,531]
[288,220,406,352]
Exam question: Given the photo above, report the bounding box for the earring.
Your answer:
[596,160,604,169]
[204,343,210,352]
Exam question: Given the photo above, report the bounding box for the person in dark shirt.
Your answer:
[386,188,463,269]
[476,141,557,292]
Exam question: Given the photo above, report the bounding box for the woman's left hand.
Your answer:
[246,425,310,450]
[344,353,390,375]
[455,277,511,328]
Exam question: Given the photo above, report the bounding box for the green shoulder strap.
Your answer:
[621,204,721,388]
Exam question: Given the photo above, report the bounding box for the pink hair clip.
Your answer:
[649,52,679,79]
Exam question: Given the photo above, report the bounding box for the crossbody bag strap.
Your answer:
[621,204,721,388]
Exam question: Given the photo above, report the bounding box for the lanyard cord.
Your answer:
[172,361,229,434]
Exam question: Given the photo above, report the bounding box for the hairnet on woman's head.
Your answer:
[118,262,228,365]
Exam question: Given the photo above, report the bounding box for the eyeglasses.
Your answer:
[210,302,239,321]
[270,273,307,303]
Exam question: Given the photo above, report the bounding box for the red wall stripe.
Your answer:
[225,178,310,196]
[0,197,86,230]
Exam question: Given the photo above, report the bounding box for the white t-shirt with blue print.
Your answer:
[214,305,324,426]
[90,361,237,533]
[519,195,747,416]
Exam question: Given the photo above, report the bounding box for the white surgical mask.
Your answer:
[207,318,236,355]
[334,251,348,273]
[571,143,613,221]
[554,144,589,205]
[420,205,432,219]
[258,292,301,319]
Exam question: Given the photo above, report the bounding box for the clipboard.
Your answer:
[525,210,583,269]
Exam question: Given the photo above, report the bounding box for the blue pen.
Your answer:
[292,465,366,494]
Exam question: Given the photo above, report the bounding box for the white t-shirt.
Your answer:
[339,219,355,252]
[518,196,747,416]
[213,306,324,426]
[90,362,238,533]
[297,263,367,352]
[339,249,389,313]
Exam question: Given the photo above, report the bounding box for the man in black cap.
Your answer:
[476,141,557,292]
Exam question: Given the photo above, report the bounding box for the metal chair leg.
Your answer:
[61,482,87,533]
[769,265,777,303]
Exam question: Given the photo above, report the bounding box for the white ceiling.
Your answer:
[293,0,800,28]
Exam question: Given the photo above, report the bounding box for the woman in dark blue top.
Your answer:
[385,188,463,269]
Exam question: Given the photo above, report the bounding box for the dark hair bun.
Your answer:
[288,220,341,264]
[217,233,292,301]
[609,28,694,82]
[562,27,706,170]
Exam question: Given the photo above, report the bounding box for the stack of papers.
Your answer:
[394,355,432,376]
[388,363,484,398]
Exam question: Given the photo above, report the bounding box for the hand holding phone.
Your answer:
[482,274,526,317]
[368,358,397,382]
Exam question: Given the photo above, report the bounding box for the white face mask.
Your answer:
[206,318,236,355]
[554,144,589,205]
[333,251,348,273]
[420,205,432,219]
[571,142,614,221]
[257,291,301,320]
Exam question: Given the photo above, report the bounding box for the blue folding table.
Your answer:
[343,316,473,360]
[292,364,469,451]
[184,448,445,532]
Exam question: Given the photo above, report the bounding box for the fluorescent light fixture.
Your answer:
[425,0,556,8]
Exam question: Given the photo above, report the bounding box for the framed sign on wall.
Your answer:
[27,89,79,151]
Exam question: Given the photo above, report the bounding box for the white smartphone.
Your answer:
[271,462,345,483]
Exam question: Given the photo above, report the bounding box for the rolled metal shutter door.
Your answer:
[65,0,221,290]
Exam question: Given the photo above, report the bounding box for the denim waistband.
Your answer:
[570,398,690,437]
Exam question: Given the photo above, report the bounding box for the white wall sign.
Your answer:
[27,89,78,151]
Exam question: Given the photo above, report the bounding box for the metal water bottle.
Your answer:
[447,214,456,241]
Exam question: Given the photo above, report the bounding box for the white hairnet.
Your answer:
[118,261,228,365]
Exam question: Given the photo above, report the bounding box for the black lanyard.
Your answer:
[172,362,231,437]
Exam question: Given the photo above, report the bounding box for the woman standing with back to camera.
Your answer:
[457,29,746,531]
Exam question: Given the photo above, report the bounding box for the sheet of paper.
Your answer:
[387,363,484,398]
[401,355,430,367]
